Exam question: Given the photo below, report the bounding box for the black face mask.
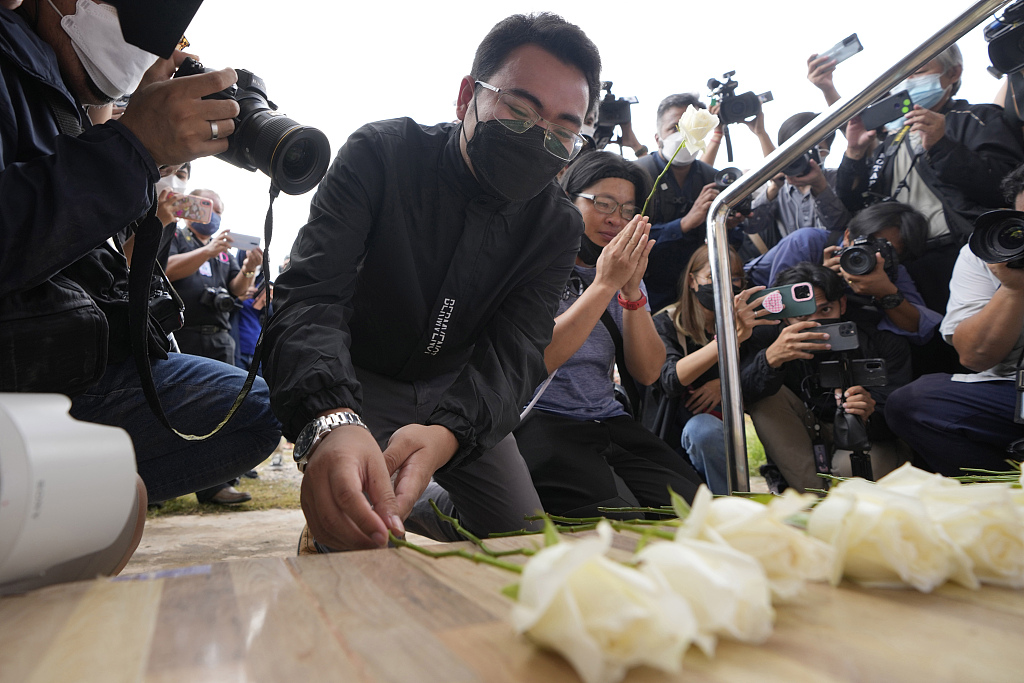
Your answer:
[694,283,742,311]
[577,234,603,266]
[464,119,567,203]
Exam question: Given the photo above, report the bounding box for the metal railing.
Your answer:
[708,0,1013,493]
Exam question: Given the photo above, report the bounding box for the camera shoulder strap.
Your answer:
[128,184,279,440]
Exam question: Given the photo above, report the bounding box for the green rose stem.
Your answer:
[640,134,687,217]
[388,532,525,574]
[428,500,537,558]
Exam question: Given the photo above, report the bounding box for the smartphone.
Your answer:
[821,33,864,65]
[168,193,213,223]
[859,90,913,131]
[227,233,262,251]
[809,321,859,352]
[746,282,816,320]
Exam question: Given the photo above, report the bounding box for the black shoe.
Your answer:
[760,461,789,495]
[242,469,259,479]
[207,486,252,505]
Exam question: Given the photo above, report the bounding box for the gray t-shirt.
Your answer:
[532,265,650,420]
[941,245,1024,382]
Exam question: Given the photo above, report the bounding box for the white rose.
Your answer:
[677,105,720,153]
[511,521,697,683]
[807,478,976,592]
[637,538,774,652]
[678,487,833,600]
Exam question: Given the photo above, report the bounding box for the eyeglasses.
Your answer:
[475,81,585,161]
[574,193,639,220]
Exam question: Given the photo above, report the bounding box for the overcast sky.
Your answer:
[175,0,1007,275]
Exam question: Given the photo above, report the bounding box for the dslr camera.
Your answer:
[838,236,899,281]
[781,146,821,178]
[707,71,772,125]
[200,286,235,313]
[149,289,183,335]
[970,209,1024,268]
[174,58,330,195]
[714,167,752,214]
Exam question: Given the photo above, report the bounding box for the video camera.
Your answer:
[781,146,821,178]
[837,236,900,281]
[985,0,1024,76]
[970,209,1024,268]
[707,71,773,126]
[173,58,330,195]
[714,167,753,214]
[593,81,638,151]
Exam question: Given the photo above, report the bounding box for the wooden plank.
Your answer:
[0,581,93,683]
[25,579,162,683]
[287,552,484,683]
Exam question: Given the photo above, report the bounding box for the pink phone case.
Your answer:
[169,194,213,223]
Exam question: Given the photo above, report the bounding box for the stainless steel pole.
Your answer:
[708,0,1012,493]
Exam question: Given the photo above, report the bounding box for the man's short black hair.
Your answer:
[847,201,928,260]
[471,13,602,114]
[656,93,705,128]
[560,150,653,208]
[777,112,836,148]
[1002,162,1024,204]
[774,262,845,302]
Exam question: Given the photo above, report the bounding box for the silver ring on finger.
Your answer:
[210,120,219,141]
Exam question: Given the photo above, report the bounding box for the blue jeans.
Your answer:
[70,354,281,503]
[681,413,728,494]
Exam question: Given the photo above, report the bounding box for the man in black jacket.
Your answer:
[0,0,280,582]
[265,13,601,551]
[837,44,1024,313]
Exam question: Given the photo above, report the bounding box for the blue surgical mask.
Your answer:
[191,211,221,236]
[901,73,948,111]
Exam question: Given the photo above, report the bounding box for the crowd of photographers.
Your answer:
[7,0,1024,593]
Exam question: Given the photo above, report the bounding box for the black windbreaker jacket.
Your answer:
[264,118,583,469]
[836,98,1024,238]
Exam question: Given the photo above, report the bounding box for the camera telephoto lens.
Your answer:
[840,246,876,276]
[971,209,1024,268]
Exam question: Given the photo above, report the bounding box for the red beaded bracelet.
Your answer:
[617,292,647,310]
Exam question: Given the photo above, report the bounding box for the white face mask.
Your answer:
[660,131,697,166]
[46,0,157,100]
[156,175,187,195]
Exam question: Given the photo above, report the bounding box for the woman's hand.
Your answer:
[594,215,650,297]
[620,217,653,301]
[686,378,722,414]
[836,385,875,420]
[733,285,778,342]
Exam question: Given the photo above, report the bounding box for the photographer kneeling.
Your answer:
[743,263,912,493]
[885,165,1024,475]
[0,1,280,591]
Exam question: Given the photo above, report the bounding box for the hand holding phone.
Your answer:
[167,193,213,223]
[746,282,816,321]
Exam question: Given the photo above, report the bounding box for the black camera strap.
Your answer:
[128,183,279,440]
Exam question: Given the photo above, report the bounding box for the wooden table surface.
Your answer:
[2,533,1024,683]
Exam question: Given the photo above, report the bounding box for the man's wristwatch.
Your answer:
[293,411,369,473]
[875,291,905,310]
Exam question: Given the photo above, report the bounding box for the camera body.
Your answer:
[708,71,772,125]
[838,236,899,281]
[173,58,330,195]
[593,82,638,151]
[149,289,183,335]
[781,146,821,178]
[714,167,753,214]
[970,209,1024,268]
[200,286,235,313]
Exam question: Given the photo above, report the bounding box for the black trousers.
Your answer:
[514,411,703,518]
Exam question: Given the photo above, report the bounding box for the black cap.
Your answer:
[105,0,204,59]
